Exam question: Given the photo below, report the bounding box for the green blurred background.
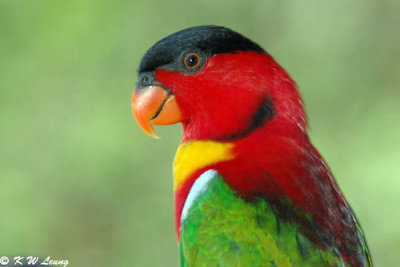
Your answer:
[0,0,399,266]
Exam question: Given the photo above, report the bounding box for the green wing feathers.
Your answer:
[179,174,348,267]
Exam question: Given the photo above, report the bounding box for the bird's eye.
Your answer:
[184,52,201,70]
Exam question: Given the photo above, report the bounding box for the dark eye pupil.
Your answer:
[187,55,198,67]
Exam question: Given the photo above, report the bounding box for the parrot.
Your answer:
[131,25,372,267]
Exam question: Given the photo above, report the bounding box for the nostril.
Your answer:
[137,72,157,89]
[141,76,148,83]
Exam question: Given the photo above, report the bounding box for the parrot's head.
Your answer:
[132,26,307,141]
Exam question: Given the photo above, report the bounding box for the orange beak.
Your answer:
[132,86,183,138]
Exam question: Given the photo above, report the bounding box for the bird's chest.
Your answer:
[173,140,234,192]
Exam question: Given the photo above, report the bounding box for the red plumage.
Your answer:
[156,51,363,265]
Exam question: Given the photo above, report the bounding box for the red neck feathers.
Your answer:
[156,51,356,264]
[155,51,308,142]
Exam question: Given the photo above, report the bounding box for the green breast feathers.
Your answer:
[179,170,345,267]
